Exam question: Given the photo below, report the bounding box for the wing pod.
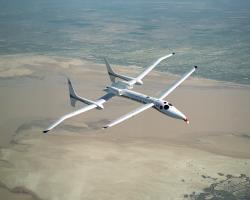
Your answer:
[104,86,124,96]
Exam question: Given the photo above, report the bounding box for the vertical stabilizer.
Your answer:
[104,58,116,83]
[67,78,104,109]
[67,78,78,107]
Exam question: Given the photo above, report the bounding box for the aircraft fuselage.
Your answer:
[117,88,188,122]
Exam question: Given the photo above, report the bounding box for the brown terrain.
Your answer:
[0,54,250,199]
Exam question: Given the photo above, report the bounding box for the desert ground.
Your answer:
[0,54,250,200]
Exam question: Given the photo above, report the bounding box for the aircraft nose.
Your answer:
[168,106,189,124]
[184,118,189,124]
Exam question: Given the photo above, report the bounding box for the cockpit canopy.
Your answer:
[158,101,173,110]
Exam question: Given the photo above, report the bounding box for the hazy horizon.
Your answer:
[0,0,250,84]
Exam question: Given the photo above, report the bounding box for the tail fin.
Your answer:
[67,78,78,107]
[104,58,116,83]
[104,57,136,84]
[67,78,104,109]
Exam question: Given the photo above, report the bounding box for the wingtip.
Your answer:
[43,130,49,133]
[172,52,175,55]
[102,126,109,129]
[194,65,198,69]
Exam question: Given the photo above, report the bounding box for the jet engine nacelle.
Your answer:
[106,86,124,96]
[135,79,143,85]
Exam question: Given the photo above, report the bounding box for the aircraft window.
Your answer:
[169,103,173,106]
[164,102,167,104]
[146,96,150,98]
[164,105,169,110]
[160,106,163,109]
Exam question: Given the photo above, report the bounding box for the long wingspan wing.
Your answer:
[43,104,97,133]
[44,93,115,133]
[103,103,154,128]
[159,66,198,100]
[128,53,175,86]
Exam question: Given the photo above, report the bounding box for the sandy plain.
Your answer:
[0,54,250,200]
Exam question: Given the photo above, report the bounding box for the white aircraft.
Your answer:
[43,53,197,133]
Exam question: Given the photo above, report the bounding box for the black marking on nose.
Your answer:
[164,105,169,110]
